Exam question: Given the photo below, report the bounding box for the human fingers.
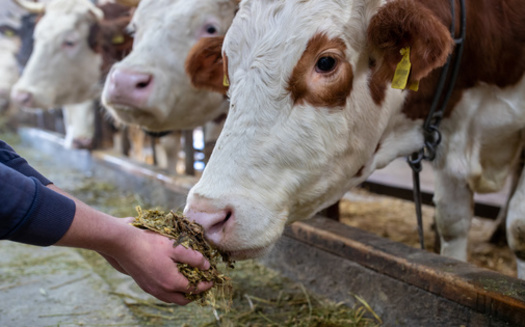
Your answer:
[146,288,193,305]
[168,268,214,294]
[171,245,211,270]
[189,280,214,294]
[139,271,212,303]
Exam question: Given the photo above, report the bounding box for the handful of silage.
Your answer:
[131,206,234,304]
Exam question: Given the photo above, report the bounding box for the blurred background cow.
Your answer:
[10,0,133,149]
[101,0,238,170]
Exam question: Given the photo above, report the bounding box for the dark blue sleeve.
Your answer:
[0,141,76,246]
[0,140,52,186]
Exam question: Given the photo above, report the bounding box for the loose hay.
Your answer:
[128,208,382,326]
[132,206,235,305]
[112,260,382,327]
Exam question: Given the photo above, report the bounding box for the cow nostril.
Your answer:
[224,211,232,222]
[136,76,152,89]
[209,210,232,233]
[12,91,32,106]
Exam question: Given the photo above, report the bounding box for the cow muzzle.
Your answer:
[184,192,279,260]
[104,68,154,109]
[184,195,234,248]
[10,89,35,109]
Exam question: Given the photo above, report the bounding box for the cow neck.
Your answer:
[407,0,466,250]
[140,130,174,168]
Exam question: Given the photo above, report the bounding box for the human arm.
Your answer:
[0,140,212,304]
[0,163,75,245]
[50,184,212,304]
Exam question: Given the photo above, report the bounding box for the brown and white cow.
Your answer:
[101,0,236,133]
[10,0,133,148]
[183,0,525,279]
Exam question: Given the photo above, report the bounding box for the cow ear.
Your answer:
[367,0,454,86]
[185,36,229,95]
[88,7,104,22]
[101,17,133,49]
[88,22,101,53]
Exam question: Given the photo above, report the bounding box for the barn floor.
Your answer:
[337,156,516,278]
[339,189,516,278]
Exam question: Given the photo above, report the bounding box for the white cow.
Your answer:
[183,0,525,280]
[101,0,236,133]
[10,0,133,149]
[11,0,104,109]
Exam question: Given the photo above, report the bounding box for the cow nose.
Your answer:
[184,196,233,244]
[11,89,33,107]
[105,69,154,107]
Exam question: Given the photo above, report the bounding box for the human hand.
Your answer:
[49,185,213,304]
[100,218,213,304]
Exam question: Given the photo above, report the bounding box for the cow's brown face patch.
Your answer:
[287,33,353,108]
[185,36,228,95]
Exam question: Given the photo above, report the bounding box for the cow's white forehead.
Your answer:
[225,0,353,86]
[137,0,234,14]
[133,0,236,34]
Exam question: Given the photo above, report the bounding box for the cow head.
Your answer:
[0,28,20,114]
[101,0,237,132]
[184,0,454,259]
[10,0,105,109]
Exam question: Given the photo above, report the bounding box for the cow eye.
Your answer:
[63,40,76,47]
[205,24,217,35]
[316,56,337,73]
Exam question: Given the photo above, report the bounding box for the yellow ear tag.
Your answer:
[223,74,230,87]
[112,34,125,45]
[392,47,419,91]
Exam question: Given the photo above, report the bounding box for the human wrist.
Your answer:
[55,199,130,255]
[92,217,135,257]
